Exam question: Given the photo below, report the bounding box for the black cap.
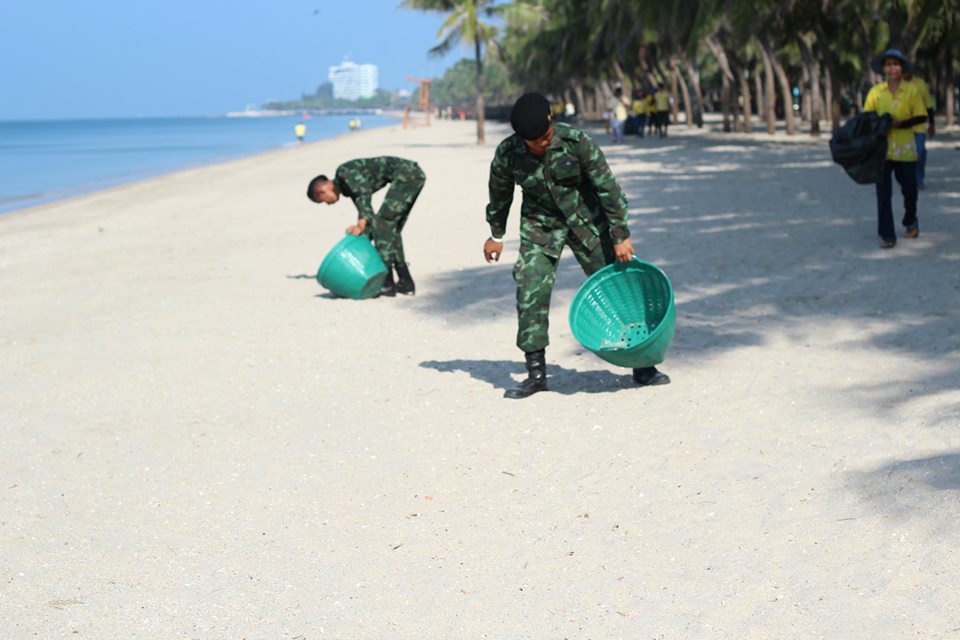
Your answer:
[510,93,551,140]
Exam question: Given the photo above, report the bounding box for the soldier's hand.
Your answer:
[484,238,504,263]
[346,218,368,236]
[614,239,635,263]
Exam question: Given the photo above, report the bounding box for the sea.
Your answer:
[0,113,399,215]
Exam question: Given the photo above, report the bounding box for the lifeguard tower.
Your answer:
[403,76,432,128]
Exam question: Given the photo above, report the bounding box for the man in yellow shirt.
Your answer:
[653,83,671,138]
[904,72,936,187]
[864,48,928,248]
[631,89,649,138]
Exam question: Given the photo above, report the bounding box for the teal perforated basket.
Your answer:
[316,234,387,300]
[568,259,675,368]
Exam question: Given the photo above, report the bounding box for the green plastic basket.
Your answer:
[568,259,675,368]
[316,234,388,299]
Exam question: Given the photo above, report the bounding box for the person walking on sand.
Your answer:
[632,88,649,139]
[654,83,671,138]
[483,92,670,399]
[294,121,307,144]
[608,86,629,143]
[307,157,424,296]
[864,48,928,248]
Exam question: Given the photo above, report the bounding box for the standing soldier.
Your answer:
[483,92,670,398]
[307,157,424,296]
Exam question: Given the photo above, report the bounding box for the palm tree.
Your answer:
[402,0,508,144]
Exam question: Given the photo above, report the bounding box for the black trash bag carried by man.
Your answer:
[829,112,892,184]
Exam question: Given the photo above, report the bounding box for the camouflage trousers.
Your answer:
[513,229,616,353]
[368,163,425,265]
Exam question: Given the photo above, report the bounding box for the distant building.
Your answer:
[328,60,379,101]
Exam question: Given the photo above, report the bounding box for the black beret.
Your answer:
[510,93,551,140]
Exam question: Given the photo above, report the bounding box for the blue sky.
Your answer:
[0,0,462,120]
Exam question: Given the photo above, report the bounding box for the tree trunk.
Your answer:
[797,34,822,136]
[760,36,795,135]
[677,67,694,127]
[669,58,680,123]
[474,36,485,145]
[740,65,753,133]
[705,35,736,132]
[946,46,956,128]
[720,71,732,131]
[684,58,705,126]
[573,83,587,120]
[594,84,605,119]
[754,70,764,120]
[801,65,811,124]
[759,41,777,134]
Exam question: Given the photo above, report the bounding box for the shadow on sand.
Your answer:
[415,128,960,413]
[420,358,653,395]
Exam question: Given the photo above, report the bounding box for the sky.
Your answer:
[0,0,463,120]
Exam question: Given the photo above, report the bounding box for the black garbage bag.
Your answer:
[829,112,892,184]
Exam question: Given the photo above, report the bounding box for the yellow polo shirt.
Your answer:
[905,78,933,133]
[632,98,647,116]
[654,90,670,111]
[864,81,926,161]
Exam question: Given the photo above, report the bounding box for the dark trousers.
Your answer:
[513,230,616,353]
[635,115,647,137]
[875,160,917,242]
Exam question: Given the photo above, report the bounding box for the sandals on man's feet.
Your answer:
[880,239,896,249]
[905,223,919,239]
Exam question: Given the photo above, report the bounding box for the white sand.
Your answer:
[2,118,959,638]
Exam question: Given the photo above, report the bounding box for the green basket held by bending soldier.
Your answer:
[307,156,425,297]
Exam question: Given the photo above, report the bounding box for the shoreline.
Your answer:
[0,115,402,218]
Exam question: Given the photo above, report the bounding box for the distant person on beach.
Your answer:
[307,157,425,296]
[864,48,927,248]
[482,92,670,399]
[294,122,307,144]
[609,86,629,143]
[654,83,670,137]
[631,88,649,139]
[903,70,936,188]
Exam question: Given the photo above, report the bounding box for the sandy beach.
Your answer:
[2,117,959,638]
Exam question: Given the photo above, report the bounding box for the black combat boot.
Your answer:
[394,262,416,295]
[632,366,670,386]
[504,349,548,399]
[379,265,396,297]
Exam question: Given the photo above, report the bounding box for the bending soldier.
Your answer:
[483,92,670,398]
[307,156,424,296]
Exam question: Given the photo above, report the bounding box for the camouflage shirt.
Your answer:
[334,156,419,220]
[486,122,630,258]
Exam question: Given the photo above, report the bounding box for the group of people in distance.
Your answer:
[302,46,935,397]
[608,84,671,143]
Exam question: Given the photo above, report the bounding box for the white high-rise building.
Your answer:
[328,61,379,101]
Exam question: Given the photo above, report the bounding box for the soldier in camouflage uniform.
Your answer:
[307,156,425,296]
[484,93,670,398]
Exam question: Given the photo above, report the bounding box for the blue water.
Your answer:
[0,114,398,214]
